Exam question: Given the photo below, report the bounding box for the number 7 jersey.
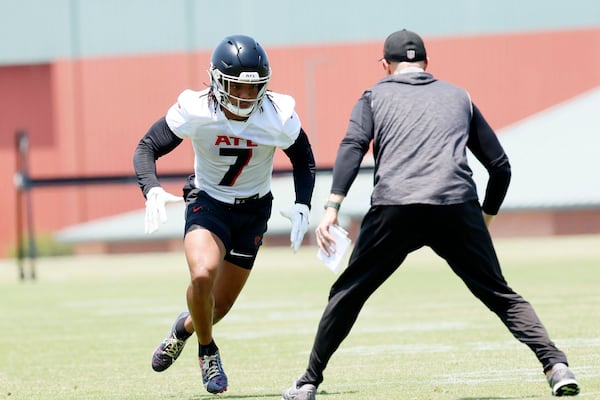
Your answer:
[166,88,301,204]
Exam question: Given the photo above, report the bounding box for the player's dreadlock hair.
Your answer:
[205,85,274,117]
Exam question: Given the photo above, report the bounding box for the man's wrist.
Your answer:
[324,200,341,210]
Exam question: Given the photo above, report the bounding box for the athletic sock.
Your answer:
[174,317,193,340]
[199,339,219,357]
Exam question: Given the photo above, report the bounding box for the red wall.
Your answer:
[1,28,599,256]
[0,65,54,149]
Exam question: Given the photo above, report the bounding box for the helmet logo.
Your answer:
[239,72,260,80]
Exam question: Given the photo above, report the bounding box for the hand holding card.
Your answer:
[317,224,352,273]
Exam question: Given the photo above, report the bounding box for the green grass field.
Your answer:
[1,235,599,400]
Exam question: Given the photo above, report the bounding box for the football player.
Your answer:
[134,34,316,395]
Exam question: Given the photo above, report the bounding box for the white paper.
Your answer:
[317,224,352,274]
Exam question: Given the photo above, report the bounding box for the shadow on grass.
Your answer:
[187,389,356,399]
[188,393,281,399]
[187,392,536,400]
[458,397,537,400]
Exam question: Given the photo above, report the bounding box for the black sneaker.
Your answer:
[151,311,190,372]
[547,363,580,396]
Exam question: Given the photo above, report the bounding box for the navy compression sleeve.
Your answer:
[283,128,316,208]
[133,117,183,197]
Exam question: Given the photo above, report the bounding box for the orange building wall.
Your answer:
[1,28,599,257]
[489,209,600,237]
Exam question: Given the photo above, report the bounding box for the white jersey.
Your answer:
[166,89,301,204]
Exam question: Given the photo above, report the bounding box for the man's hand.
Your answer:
[280,203,310,252]
[145,187,183,234]
[482,212,495,227]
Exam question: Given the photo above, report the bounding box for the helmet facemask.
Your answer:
[210,67,270,118]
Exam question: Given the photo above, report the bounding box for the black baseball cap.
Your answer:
[381,29,427,62]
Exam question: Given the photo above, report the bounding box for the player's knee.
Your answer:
[189,264,217,289]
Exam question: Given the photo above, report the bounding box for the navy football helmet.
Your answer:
[209,34,271,117]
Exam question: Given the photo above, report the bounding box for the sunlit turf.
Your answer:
[1,235,599,399]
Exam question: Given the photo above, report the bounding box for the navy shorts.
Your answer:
[183,187,272,270]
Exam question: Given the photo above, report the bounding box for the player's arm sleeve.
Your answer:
[133,116,184,197]
[467,104,512,215]
[331,92,374,196]
[282,127,316,208]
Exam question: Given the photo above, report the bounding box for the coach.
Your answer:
[282,29,579,399]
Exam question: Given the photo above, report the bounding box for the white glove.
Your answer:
[144,187,183,234]
[280,203,310,252]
